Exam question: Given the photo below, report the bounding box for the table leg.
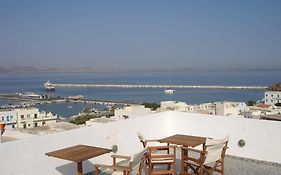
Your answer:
[77,161,83,175]
[181,148,184,174]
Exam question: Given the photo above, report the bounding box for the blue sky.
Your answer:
[0,1,281,70]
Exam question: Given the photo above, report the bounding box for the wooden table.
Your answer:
[159,134,206,147]
[46,144,111,175]
[159,134,207,174]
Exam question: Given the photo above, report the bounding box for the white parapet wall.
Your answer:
[0,111,281,175]
[166,111,281,163]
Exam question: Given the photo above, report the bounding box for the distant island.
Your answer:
[0,66,281,74]
[0,66,120,73]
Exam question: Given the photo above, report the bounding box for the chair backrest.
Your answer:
[130,149,147,175]
[204,135,229,165]
[137,132,166,148]
[137,132,147,148]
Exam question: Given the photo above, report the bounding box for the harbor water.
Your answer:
[0,70,280,117]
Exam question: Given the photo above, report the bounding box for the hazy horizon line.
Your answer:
[0,65,281,74]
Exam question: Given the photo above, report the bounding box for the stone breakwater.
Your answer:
[52,83,267,90]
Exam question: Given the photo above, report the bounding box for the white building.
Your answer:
[158,101,189,112]
[86,116,117,126]
[190,103,216,115]
[114,105,152,120]
[214,101,246,117]
[0,110,17,129]
[0,108,57,129]
[264,91,281,105]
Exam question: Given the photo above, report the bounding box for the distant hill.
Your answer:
[0,66,43,73]
[267,82,281,91]
[0,66,119,73]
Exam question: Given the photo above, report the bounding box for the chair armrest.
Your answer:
[111,154,131,166]
[140,139,160,148]
[181,146,206,154]
[145,139,159,142]
[111,154,131,160]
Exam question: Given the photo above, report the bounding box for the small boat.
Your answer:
[164,89,175,94]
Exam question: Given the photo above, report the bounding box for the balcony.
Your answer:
[0,111,281,174]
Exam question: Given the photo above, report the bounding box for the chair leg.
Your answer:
[94,167,99,175]
[199,164,203,175]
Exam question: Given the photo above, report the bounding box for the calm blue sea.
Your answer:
[0,71,279,117]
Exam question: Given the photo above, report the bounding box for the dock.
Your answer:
[52,83,267,90]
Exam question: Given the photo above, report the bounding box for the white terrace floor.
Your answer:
[0,111,281,175]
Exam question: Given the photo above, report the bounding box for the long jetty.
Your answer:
[52,83,267,90]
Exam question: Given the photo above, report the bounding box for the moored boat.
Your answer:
[44,81,55,92]
[164,89,175,94]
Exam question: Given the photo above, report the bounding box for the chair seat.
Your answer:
[151,157,175,164]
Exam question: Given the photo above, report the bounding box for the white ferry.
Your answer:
[44,81,55,92]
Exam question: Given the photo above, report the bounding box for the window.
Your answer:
[34,123,38,127]
[21,115,24,119]
[28,124,30,127]
[266,94,268,97]
[1,117,4,121]
[10,115,13,120]
[23,124,26,129]
[42,121,46,125]
[6,116,9,121]
[271,94,274,97]
[34,114,37,119]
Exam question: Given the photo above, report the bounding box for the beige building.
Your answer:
[0,108,57,129]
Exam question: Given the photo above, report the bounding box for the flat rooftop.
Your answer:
[0,111,281,175]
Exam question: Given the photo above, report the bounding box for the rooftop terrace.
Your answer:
[0,111,281,175]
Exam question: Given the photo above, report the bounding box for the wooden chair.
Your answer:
[137,133,177,175]
[94,149,147,175]
[147,145,177,175]
[181,136,229,175]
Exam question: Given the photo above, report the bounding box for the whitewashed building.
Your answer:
[86,116,117,126]
[114,105,151,120]
[0,110,17,129]
[214,101,246,117]
[264,91,281,105]
[190,103,216,115]
[0,108,57,129]
[158,101,189,112]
